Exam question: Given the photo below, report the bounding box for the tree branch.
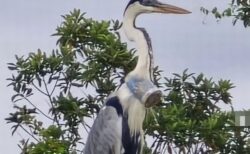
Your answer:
[23,97,54,121]
[20,125,39,142]
[50,72,61,96]
[32,82,49,96]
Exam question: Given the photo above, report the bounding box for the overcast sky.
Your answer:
[1,0,250,153]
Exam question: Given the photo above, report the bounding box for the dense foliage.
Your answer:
[201,0,250,27]
[6,9,250,154]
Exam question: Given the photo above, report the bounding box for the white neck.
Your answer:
[123,2,153,80]
[116,84,146,135]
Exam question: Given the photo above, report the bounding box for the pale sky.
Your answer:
[1,0,250,153]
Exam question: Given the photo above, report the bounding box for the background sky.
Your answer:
[1,0,250,153]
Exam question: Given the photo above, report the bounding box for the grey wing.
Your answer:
[84,107,122,154]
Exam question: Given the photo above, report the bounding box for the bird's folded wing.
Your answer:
[84,106,122,154]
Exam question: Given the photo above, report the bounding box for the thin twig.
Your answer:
[20,125,39,142]
[42,77,62,137]
[50,72,61,96]
[81,122,89,134]
[32,82,48,96]
[23,97,54,121]
[43,77,59,122]
[150,136,158,149]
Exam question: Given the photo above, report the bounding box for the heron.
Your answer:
[84,0,190,153]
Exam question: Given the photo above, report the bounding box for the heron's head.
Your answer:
[124,0,191,16]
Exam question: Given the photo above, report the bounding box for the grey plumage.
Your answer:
[84,106,122,154]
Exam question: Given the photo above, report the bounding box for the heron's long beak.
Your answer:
[152,3,191,14]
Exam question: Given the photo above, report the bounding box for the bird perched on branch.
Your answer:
[84,0,190,154]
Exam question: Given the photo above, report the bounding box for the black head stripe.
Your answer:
[127,0,142,6]
[106,96,123,116]
[125,0,142,12]
[141,0,159,6]
[125,0,158,9]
